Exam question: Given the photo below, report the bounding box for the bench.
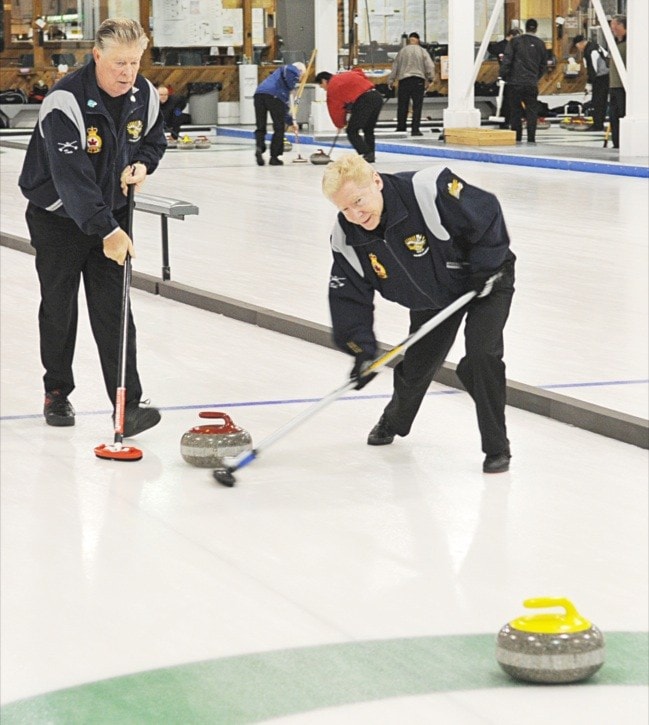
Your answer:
[0,103,41,129]
[134,193,199,281]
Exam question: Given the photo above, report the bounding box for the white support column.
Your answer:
[314,0,338,75]
[619,1,648,159]
[443,0,481,128]
[312,0,338,133]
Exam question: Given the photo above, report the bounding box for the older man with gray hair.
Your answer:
[19,18,166,435]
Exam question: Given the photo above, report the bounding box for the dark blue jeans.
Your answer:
[254,93,287,160]
[396,76,426,133]
[509,84,539,142]
[609,87,626,148]
[346,90,383,156]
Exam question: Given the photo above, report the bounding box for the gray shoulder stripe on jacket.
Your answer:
[143,78,161,133]
[330,221,364,277]
[412,166,451,241]
[38,90,86,147]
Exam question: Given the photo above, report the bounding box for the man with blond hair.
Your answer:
[322,154,516,474]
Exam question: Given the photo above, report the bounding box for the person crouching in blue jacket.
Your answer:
[254,62,305,166]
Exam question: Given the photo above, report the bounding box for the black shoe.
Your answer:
[255,149,265,166]
[269,157,283,166]
[363,153,375,163]
[483,452,511,473]
[411,130,424,137]
[367,414,395,446]
[43,390,75,427]
[118,401,161,438]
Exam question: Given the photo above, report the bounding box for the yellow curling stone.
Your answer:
[496,597,605,684]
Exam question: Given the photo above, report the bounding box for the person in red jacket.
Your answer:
[315,68,383,163]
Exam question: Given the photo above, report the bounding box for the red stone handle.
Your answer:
[197,411,238,433]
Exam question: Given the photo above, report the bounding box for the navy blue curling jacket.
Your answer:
[328,166,515,357]
[19,60,166,238]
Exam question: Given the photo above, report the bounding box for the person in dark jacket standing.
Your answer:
[253,62,305,166]
[18,17,166,434]
[608,14,627,149]
[156,83,189,140]
[488,28,520,128]
[316,68,383,163]
[321,154,516,474]
[499,18,547,143]
[571,35,609,131]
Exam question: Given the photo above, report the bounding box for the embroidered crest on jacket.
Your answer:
[86,127,102,154]
[369,253,388,279]
[404,233,429,257]
[126,119,143,142]
[448,178,463,199]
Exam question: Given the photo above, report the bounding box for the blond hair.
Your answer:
[95,18,148,52]
[322,153,374,200]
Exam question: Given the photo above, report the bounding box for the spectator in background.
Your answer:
[253,62,305,166]
[156,84,189,140]
[386,31,435,136]
[571,34,609,132]
[499,18,547,144]
[488,28,521,129]
[608,14,626,149]
[315,68,383,163]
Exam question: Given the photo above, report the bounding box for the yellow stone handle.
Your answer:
[523,597,579,617]
[510,597,593,633]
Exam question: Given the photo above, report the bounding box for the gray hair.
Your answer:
[95,18,148,52]
[322,153,375,200]
[610,14,626,29]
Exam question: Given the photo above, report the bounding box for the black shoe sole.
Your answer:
[45,415,75,427]
[483,457,511,473]
[123,410,161,438]
[367,436,394,446]
[255,150,265,166]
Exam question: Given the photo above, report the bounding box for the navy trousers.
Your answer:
[382,260,515,456]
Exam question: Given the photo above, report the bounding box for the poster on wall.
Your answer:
[151,0,243,47]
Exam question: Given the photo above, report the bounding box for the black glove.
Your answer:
[350,352,378,390]
[470,269,503,298]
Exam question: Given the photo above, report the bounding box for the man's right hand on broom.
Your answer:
[103,228,135,266]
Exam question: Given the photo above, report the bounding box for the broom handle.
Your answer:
[290,49,317,122]
[113,184,135,443]
[225,290,476,469]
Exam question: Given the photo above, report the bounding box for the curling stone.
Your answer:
[178,134,195,149]
[180,412,252,468]
[283,138,293,151]
[496,597,605,684]
[310,149,332,165]
[567,117,593,131]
